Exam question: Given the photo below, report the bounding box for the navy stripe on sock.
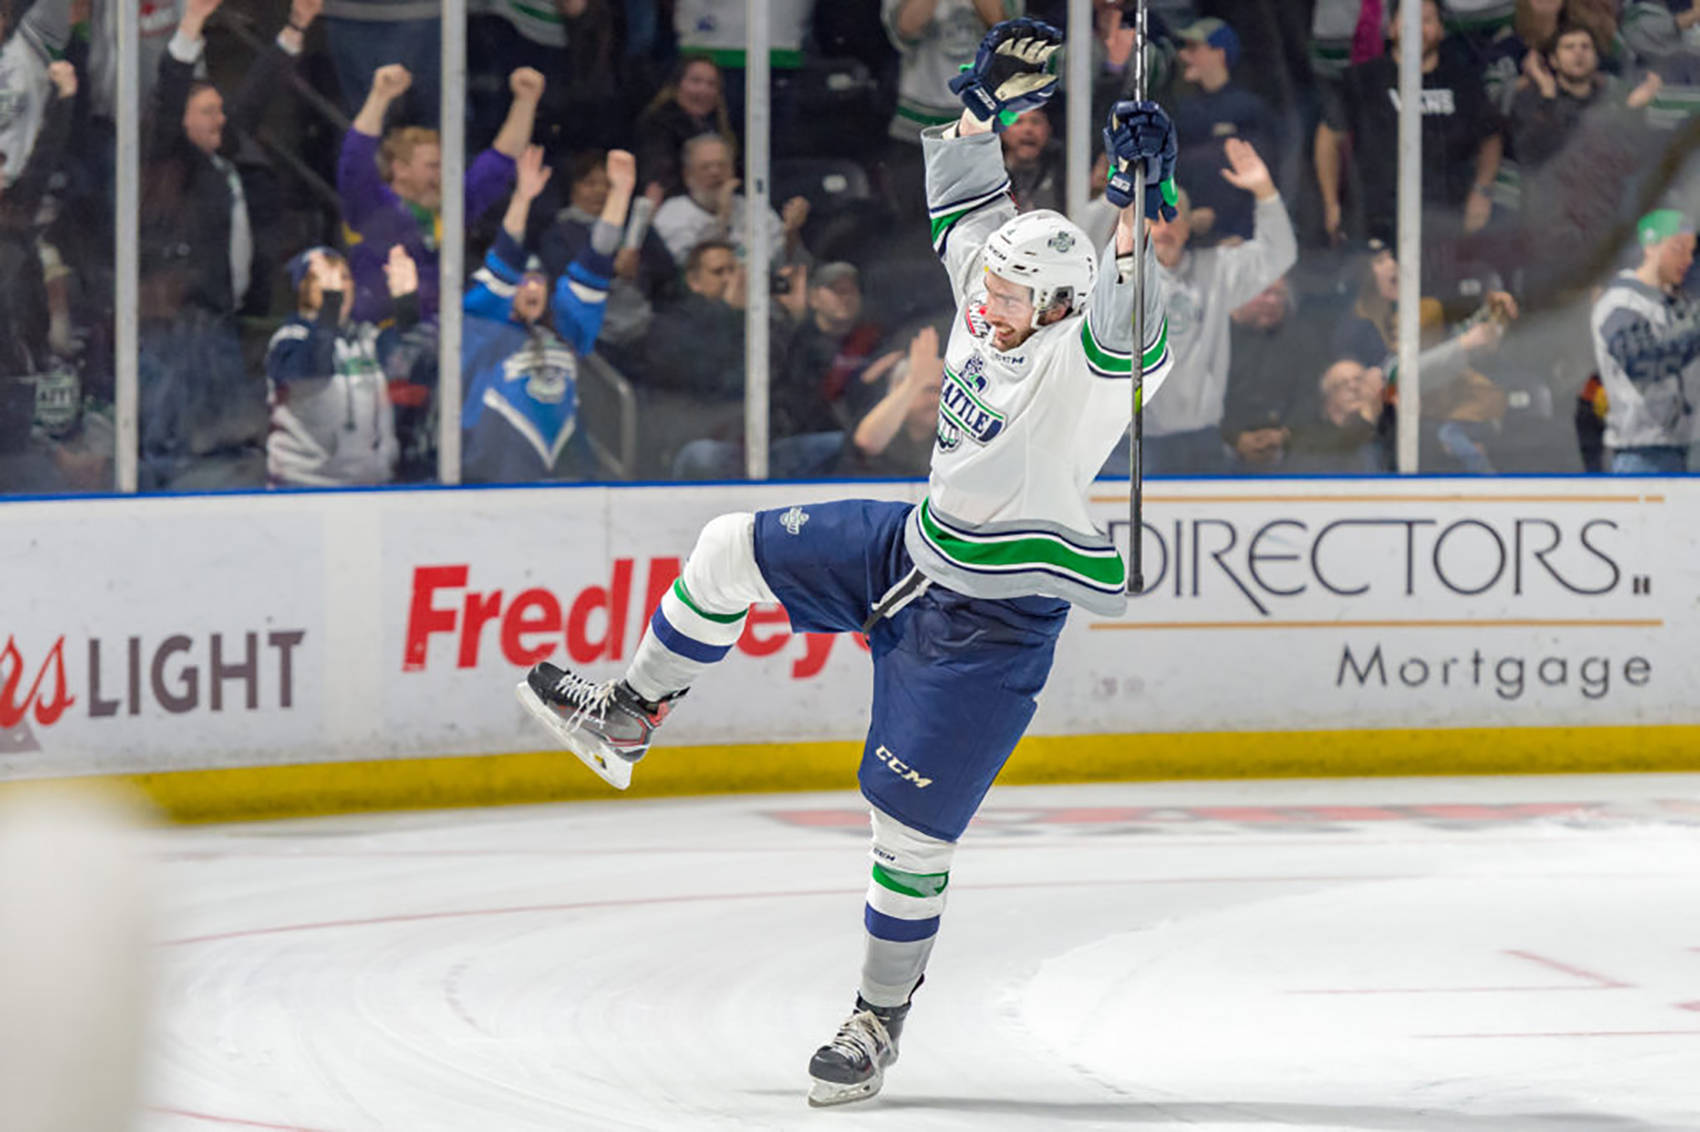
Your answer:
[649,606,733,665]
[864,904,941,943]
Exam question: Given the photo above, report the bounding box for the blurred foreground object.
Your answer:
[0,785,154,1132]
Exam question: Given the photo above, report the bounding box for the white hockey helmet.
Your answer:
[982,209,1096,327]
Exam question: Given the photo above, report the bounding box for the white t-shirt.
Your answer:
[882,0,1021,143]
[674,0,809,67]
[87,0,185,121]
[653,193,786,269]
[466,0,566,48]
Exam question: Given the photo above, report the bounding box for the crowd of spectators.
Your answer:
[4,0,1700,491]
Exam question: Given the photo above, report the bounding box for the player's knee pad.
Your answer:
[681,512,777,612]
[865,807,956,927]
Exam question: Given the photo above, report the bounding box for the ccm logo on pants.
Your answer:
[874,745,932,788]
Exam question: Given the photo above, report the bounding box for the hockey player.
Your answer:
[516,17,1179,1107]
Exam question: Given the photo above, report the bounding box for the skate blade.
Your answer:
[514,682,634,790]
[807,1076,883,1107]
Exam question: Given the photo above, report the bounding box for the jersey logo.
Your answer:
[502,346,577,404]
[939,360,1005,446]
[780,506,810,535]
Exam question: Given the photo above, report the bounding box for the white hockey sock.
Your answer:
[860,809,955,1009]
[624,512,778,703]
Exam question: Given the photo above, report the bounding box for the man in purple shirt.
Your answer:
[337,61,541,323]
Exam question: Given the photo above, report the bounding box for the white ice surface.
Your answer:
[139,774,1700,1131]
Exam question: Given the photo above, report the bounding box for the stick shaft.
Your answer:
[1128,0,1148,595]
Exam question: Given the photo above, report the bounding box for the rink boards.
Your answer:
[1,478,1695,819]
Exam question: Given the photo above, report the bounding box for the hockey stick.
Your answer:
[1127,0,1148,595]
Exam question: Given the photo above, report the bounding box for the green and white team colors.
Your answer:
[906,125,1173,617]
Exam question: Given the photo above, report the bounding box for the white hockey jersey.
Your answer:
[903,126,1173,617]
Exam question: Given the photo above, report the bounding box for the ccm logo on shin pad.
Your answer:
[874,744,932,788]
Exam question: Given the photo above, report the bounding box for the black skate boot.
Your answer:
[806,986,918,1107]
[515,662,684,790]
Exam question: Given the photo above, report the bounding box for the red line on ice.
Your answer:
[1290,949,1635,995]
[1421,1030,1700,1039]
[159,875,1418,947]
[147,1107,332,1131]
[1505,949,1632,989]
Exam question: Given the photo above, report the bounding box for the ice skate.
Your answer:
[514,662,684,790]
[806,994,914,1107]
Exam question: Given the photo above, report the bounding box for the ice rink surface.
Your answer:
[141,773,1700,1132]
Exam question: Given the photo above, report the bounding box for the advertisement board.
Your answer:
[1,480,1690,789]
[0,508,325,777]
[1060,484,1684,733]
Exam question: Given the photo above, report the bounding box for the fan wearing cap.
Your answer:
[264,242,419,487]
[460,145,636,483]
[1589,208,1700,474]
[1170,17,1277,243]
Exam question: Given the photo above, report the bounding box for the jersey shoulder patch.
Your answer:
[963,300,991,341]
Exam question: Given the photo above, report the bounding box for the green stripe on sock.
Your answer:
[872,863,949,899]
[671,578,746,624]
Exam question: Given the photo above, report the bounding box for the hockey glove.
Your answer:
[1104,100,1179,222]
[948,17,1063,130]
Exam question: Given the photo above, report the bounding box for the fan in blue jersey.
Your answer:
[461,146,636,483]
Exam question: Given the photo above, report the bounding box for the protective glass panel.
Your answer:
[459,0,648,483]
[473,2,855,485]
[1298,0,1700,476]
[119,0,438,493]
[1,0,115,494]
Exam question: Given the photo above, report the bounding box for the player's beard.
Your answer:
[990,322,1023,351]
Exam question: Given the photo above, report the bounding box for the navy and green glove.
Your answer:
[1104,100,1179,222]
[948,17,1063,131]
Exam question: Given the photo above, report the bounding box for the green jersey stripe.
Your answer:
[919,499,1125,588]
[871,863,950,899]
[929,188,1008,246]
[1089,343,1169,382]
[927,180,1010,221]
[897,102,959,125]
[508,0,563,23]
[672,578,746,624]
[1080,315,1169,373]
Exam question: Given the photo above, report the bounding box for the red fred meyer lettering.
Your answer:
[401,561,867,677]
[403,559,672,670]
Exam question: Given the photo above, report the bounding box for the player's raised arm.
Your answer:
[922,18,1062,303]
[1080,100,1178,398]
